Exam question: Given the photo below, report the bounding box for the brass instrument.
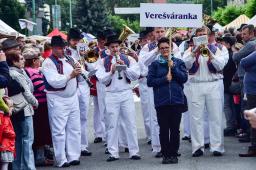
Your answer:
[119,25,137,55]
[119,24,135,42]
[200,44,209,57]
[83,41,99,63]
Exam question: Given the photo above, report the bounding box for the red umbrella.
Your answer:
[47,28,67,40]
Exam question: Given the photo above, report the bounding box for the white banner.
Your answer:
[140,3,203,28]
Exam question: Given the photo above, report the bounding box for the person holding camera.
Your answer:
[183,26,226,157]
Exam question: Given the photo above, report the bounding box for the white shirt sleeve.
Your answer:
[182,49,196,70]
[209,48,226,71]
[95,58,112,85]
[124,56,140,81]
[41,59,70,88]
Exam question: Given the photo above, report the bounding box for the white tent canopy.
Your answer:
[0,19,25,38]
[247,15,256,26]
[224,15,250,29]
[213,23,224,32]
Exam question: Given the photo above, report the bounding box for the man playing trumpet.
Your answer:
[183,26,226,157]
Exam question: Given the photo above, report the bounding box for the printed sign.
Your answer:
[140,3,203,28]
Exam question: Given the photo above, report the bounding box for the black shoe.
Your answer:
[192,149,203,157]
[107,156,119,162]
[124,148,129,153]
[130,155,141,160]
[182,136,191,141]
[213,151,222,157]
[169,156,178,164]
[69,160,80,166]
[94,137,103,143]
[162,157,170,164]
[104,143,107,147]
[60,162,70,168]
[224,128,236,136]
[204,143,210,149]
[147,140,152,145]
[155,152,163,158]
[81,150,92,156]
[239,137,250,143]
[105,148,110,154]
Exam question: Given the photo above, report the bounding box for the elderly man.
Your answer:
[183,26,226,157]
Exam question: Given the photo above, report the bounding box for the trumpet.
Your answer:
[199,44,209,57]
[65,54,94,88]
[114,53,123,80]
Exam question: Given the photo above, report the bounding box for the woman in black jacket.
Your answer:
[147,37,188,164]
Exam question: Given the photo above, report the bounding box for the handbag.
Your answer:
[10,93,28,114]
[229,81,241,95]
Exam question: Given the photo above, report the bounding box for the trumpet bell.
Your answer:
[86,49,98,63]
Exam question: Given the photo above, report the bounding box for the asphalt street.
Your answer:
[39,95,255,170]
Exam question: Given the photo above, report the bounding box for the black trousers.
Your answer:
[156,105,182,157]
[247,94,256,150]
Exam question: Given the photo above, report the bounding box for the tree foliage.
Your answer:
[245,0,256,18]
[213,5,245,26]
[0,0,26,31]
[74,0,110,34]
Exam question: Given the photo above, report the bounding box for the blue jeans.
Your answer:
[12,115,36,170]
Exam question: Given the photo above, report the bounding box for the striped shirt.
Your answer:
[25,67,46,103]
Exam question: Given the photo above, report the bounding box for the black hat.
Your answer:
[222,35,237,46]
[103,28,116,37]
[96,31,105,40]
[1,38,20,51]
[145,27,154,34]
[105,35,122,46]
[51,36,66,47]
[68,28,83,40]
[139,31,147,39]
[237,24,248,32]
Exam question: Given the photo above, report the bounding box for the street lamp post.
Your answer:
[32,0,37,34]
[70,0,72,28]
[55,0,58,28]
[211,0,213,15]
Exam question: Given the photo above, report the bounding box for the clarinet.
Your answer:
[114,53,123,80]
[65,54,94,88]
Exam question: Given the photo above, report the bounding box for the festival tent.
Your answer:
[0,19,25,38]
[247,15,256,26]
[47,28,67,40]
[213,23,224,32]
[224,14,250,29]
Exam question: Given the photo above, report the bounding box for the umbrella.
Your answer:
[47,28,67,40]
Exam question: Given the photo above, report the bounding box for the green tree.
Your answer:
[0,0,26,31]
[108,15,140,34]
[74,0,109,34]
[245,0,256,18]
[193,0,228,15]
[221,5,244,25]
[213,7,225,25]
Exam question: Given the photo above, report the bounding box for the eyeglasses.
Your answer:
[159,47,169,50]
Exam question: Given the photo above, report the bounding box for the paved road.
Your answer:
[39,96,255,170]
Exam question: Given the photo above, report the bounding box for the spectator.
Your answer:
[6,52,38,170]
[0,51,15,170]
[239,51,256,157]
[42,41,52,59]
[233,24,256,143]
[23,48,53,166]
[221,35,237,136]
[1,39,21,55]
